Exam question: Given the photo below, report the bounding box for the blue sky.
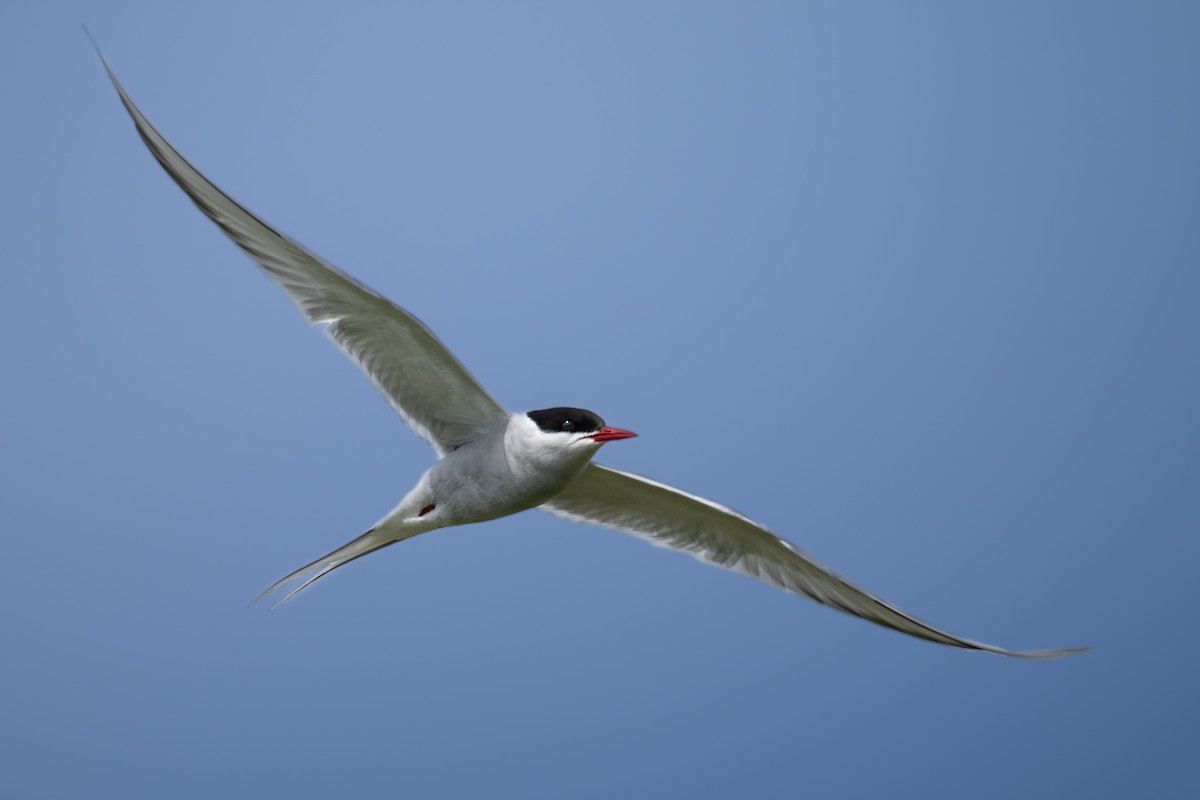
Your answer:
[3,2,1197,797]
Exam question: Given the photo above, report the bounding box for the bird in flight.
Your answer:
[98,50,1085,658]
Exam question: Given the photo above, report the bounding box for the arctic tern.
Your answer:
[99,53,1085,658]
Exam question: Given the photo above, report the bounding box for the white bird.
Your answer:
[99,52,1086,658]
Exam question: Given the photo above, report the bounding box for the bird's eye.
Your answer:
[562,420,576,432]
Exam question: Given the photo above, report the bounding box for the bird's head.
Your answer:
[503,407,637,481]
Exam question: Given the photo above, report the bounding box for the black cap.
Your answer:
[527,407,605,434]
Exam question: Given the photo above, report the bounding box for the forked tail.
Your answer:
[251,529,399,608]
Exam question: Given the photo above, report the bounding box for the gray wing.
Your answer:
[543,464,1087,658]
[100,55,508,455]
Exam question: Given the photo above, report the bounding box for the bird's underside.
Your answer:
[98,45,1087,659]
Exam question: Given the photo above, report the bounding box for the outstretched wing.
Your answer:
[100,54,508,455]
[543,464,1087,658]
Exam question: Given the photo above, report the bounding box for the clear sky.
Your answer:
[3,2,1197,797]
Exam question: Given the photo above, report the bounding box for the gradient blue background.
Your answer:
[3,2,1197,797]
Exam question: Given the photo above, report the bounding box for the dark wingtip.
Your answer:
[1000,644,1092,659]
[81,24,102,59]
[82,24,119,85]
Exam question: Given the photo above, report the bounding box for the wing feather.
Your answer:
[543,464,1086,658]
[100,55,508,454]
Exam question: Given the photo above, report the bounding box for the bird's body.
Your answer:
[388,411,613,532]
[98,48,1086,658]
[257,410,626,603]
